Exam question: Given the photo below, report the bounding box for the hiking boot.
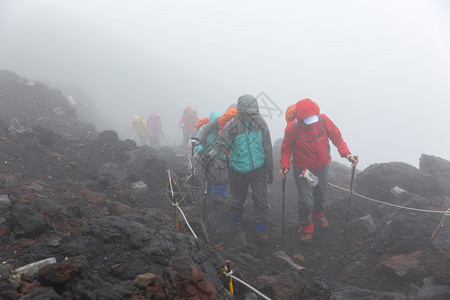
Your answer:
[317,217,329,229]
[256,232,269,244]
[299,232,312,244]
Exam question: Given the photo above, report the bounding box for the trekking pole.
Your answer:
[203,179,208,222]
[281,167,286,243]
[201,151,217,222]
[199,162,212,243]
[191,136,195,165]
[344,156,358,239]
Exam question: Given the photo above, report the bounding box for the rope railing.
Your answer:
[172,201,198,239]
[167,169,199,239]
[170,171,194,182]
[166,152,449,299]
[220,261,272,300]
[169,164,271,299]
[228,274,272,300]
[328,183,448,215]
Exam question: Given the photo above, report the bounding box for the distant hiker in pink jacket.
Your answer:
[147,113,163,149]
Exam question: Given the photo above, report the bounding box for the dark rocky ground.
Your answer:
[0,70,450,299]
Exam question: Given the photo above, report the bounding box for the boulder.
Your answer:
[419,154,450,180]
[10,205,48,237]
[348,214,377,239]
[98,162,127,186]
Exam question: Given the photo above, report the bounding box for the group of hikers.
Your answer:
[129,114,164,148]
[132,95,359,245]
[128,106,199,150]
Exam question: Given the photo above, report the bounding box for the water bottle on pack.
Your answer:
[300,168,319,187]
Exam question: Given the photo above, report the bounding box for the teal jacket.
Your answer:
[209,95,273,175]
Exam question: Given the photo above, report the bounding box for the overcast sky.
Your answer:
[0,0,449,170]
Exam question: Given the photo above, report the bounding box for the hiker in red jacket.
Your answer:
[179,106,199,151]
[278,98,358,244]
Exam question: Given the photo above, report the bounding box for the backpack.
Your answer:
[218,107,237,134]
[285,101,321,123]
[195,117,209,133]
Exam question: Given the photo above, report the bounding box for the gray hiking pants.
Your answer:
[229,166,269,230]
[293,164,329,226]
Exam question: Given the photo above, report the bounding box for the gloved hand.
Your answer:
[346,155,359,167]
[279,167,289,180]
[188,137,200,148]
[267,171,273,184]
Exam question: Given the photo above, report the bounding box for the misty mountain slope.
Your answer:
[0,71,449,299]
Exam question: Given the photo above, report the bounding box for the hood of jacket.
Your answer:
[237,95,259,115]
[209,111,222,122]
[295,98,320,120]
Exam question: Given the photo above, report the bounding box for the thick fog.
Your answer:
[0,0,449,170]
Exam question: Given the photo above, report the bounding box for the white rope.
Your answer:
[328,183,448,214]
[169,170,194,182]
[167,170,175,200]
[167,169,199,239]
[224,270,272,300]
[172,202,198,239]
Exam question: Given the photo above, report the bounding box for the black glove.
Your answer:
[267,172,273,184]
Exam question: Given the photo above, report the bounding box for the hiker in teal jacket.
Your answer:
[206,94,273,243]
[194,111,227,204]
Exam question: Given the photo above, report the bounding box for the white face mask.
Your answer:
[302,115,319,125]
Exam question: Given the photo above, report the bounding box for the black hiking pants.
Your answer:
[229,166,269,232]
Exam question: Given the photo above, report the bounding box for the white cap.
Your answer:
[302,114,319,125]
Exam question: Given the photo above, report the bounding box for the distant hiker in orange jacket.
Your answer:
[179,106,199,151]
[278,98,358,244]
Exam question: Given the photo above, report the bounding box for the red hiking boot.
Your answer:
[299,231,312,244]
[317,217,329,229]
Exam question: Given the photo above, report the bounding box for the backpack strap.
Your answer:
[229,117,237,138]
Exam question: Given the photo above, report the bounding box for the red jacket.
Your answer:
[280,99,351,171]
